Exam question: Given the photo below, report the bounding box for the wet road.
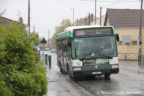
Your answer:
[42,51,144,96]
[76,68,144,96]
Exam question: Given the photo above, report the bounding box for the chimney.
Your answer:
[18,17,23,23]
[90,14,94,23]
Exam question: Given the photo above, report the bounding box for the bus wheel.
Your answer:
[58,61,63,73]
[60,68,63,73]
[67,64,72,78]
[59,65,64,73]
[67,64,70,74]
[104,74,110,80]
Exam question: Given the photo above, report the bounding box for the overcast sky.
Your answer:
[0,0,141,40]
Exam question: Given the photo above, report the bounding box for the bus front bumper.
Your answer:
[72,64,119,77]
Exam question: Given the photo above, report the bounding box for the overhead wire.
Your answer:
[55,0,141,23]
[81,0,140,2]
[56,0,140,7]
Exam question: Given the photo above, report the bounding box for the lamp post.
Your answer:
[48,30,50,48]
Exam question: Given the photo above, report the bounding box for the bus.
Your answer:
[56,25,119,79]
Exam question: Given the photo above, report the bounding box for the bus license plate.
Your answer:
[92,72,101,75]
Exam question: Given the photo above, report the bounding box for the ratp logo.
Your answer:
[77,62,81,66]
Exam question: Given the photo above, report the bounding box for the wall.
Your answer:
[116,28,140,60]
[141,28,144,56]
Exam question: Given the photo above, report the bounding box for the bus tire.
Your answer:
[104,74,110,80]
[58,61,63,73]
[60,68,63,73]
[67,64,72,78]
[67,64,70,73]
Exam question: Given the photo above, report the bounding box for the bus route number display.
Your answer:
[74,27,113,36]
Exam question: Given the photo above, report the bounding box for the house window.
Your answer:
[132,40,137,45]
[118,41,123,45]
[124,42,130,45]
[122,35,131,45]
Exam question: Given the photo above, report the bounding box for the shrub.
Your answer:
[0,23,47,96]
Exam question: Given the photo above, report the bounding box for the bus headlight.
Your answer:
[112,64,119,69]
[109,57,118,64]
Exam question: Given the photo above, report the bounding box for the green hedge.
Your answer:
[0,23,47,96]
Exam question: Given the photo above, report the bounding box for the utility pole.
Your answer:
[138,0,143,66]
[71,8,75,25]
[95,0,97,25]
[48,30,50,48]
[28,0,30,37]
[100,6,102,26]
[33,26,35,33]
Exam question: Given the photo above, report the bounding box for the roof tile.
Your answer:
[106,9,144,28]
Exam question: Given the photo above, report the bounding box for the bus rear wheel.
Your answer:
[104,74,110,80]
[58,61,64,73]
[60,68,64,73]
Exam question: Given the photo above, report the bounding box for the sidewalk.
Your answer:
[46,65,94,96]
[45,52,93,96]
[119,61,144,74]
[46,66,80,96]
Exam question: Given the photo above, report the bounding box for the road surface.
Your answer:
[42,51,144,96]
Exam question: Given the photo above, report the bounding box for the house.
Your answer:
[90,15,105,25]
[75,13,94,26]
[75,15,105,26]
[104,8,144,60]
[0,16,23,25]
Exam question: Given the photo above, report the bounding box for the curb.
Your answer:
[67,79,94,96]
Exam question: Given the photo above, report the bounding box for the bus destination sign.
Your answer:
[74,27,113,36]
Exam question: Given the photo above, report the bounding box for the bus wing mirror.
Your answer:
[116,34,119,41]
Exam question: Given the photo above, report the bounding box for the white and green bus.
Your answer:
[56,25,119,79]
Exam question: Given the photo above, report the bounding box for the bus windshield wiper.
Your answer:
[100,54,113,59]
[84,53,97,60]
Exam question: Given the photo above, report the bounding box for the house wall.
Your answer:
[141,29,144,56]
[115,28,140,60]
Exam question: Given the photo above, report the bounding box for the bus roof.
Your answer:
[64,25,113,32]
[56,25,114,39]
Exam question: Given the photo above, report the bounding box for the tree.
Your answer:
[0,20,47,96]
[51,19,73,48]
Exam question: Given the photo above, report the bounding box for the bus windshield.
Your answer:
[72,36,117,59]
